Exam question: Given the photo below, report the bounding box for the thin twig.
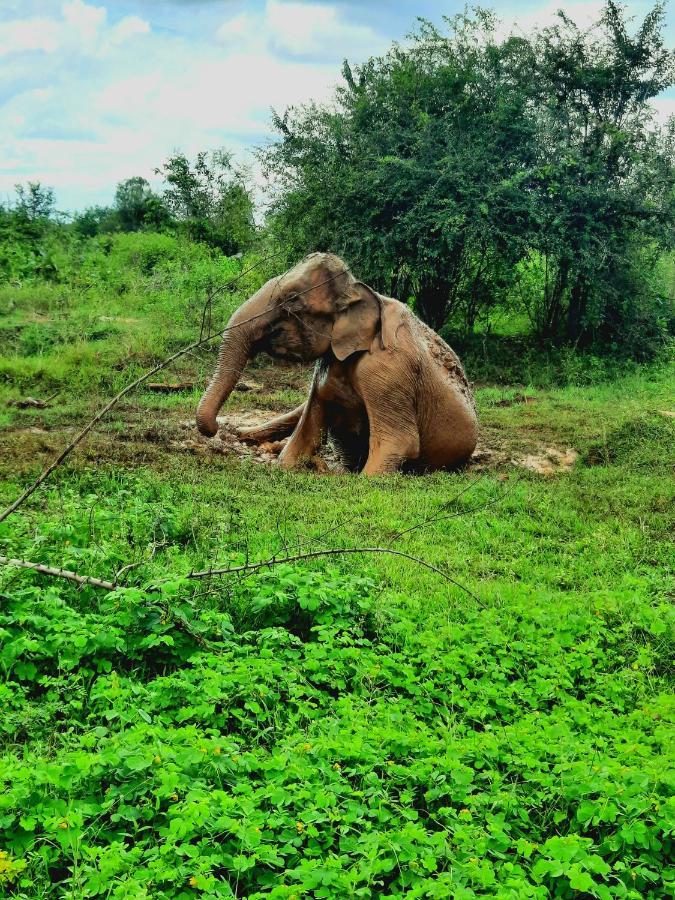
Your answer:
[388,474,522,544]
[185,547,482,604]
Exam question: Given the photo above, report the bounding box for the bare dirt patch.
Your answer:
[170,409,579,476]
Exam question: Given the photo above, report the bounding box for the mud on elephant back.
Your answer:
[196,253,477,475]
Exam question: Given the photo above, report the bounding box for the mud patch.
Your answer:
[513,447,579,476]
[172,411,578,475]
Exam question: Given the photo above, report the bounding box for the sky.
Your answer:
[1,0,674,213]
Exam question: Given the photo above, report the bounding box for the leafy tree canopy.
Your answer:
[261,2,675,355]
[156,150,255,255]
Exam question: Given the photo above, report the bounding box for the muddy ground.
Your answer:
[2,361,581,478]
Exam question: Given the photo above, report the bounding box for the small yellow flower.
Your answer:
[255,826,261,833]
[296,821,304,833]
[58,821,69,830]
[302,743,312,751]
[189,876,198,887]
[171,793,179,802]
[153,755,161,764]
[213,746,221,756]
[631,662,639,670]
[459,809,471,818]
[387,760,394,766]
[199,746,207,754]
[333,763,341,771]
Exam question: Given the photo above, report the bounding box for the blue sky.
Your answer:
[1,0,673,212]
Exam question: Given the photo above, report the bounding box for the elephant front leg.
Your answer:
[277,395,325,469]
[360,397,420,475]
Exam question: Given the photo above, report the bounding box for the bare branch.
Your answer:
[0,257,353,527]
[185,546,483,604]
[0,555,116,591]
[0,545,482,604]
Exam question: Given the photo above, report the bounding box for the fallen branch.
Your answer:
[8,392,59,409]
[186,547,482,603]
[0,546,481,604]
[0,555,116,591]
[146,381,194,392]
[0,253,280,526]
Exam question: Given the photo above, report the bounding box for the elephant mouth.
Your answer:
[256,335,311,364]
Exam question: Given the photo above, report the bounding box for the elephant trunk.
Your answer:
[196,285,273,437]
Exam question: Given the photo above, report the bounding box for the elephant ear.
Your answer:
[330,282,382,361]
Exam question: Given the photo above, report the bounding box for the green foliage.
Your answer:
[72,205,119,238]
[113,176,170,233]
[0,183,60,283]
[156,150,255,254]
[0,356,673,895]
[0,531,672,896]
[262,3,675,357]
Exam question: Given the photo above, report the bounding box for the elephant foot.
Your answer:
[276,449,328,472]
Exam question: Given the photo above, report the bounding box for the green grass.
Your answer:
[0,236,674,897]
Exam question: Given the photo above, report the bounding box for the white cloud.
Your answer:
[652,96,675,124]
[266,0,376,58]
[216,13,255,46]
[62,0,106,46]
[0,18,60,56]
[0,0,387,210]
[1,0,670,212]
[109,15,150,46]
[0,1,149,59]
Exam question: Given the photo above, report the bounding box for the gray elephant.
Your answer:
[196,253,477,474]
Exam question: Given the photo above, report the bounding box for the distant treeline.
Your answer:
[2,2,674,359]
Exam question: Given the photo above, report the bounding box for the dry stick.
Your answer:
[0,253,281,526]
[0,555,116,591]
[388,474,523,544]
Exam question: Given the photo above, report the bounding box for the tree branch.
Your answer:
[0,546,482,604]
[0,555,116,591]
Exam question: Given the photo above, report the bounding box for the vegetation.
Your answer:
[1,232,673,897]
[0,1,674,897]
[263,3,675,356]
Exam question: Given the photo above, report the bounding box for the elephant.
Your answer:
[196,253,477,474]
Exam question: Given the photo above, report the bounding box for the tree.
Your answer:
[156,150,255,254]
[114,176,170,232]
[14,182,55,222]
[262,12,539,330]
[72,205,118,237]
[522,1,675,349]
[261,4,675,355]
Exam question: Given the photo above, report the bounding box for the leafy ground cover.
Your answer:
[0,238,673,897]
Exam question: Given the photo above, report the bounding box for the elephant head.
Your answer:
[196,253,384,437]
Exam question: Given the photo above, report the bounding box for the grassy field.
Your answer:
[0,237,673,898]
